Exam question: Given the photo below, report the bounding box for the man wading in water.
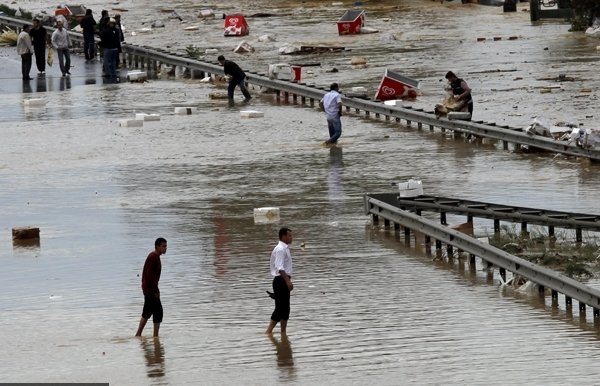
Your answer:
[266,227,294,336]
[135,238,167,337]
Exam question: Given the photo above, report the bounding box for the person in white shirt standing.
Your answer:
[17,25,33,80]
[51,20,71,77]
[319,83,343,145]
[266,227,294,336]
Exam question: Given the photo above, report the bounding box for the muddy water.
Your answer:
[3,0,600,385]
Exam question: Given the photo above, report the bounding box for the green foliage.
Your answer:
[185,45,202,59]
[0,4,33,21]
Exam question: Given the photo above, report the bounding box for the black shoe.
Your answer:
[244,96,252,102]
[266,290,275,299]
[22,76,32,80]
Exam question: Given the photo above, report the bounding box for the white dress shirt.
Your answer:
[270,240,293,277]
[320,90,342,120]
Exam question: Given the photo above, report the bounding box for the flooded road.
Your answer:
[2,0,600,385]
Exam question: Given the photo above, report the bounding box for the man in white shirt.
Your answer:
[17,25,33,80]
[266,227,294,335]
[51,20,71,77]
[319,83,343,145]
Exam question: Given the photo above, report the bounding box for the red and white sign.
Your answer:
[374,69,420,101]
[224,14,249,36]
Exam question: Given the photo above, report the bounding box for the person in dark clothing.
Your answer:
[114,14,125,68]
[135,238,167,337]
[80,9,97,61]
[99,18,122,80]
[98,10,110,34]
[217,55,252,104]
[445,71,473,118]
[29,18,48,75]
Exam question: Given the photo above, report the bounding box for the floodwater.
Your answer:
[2,0,600,385]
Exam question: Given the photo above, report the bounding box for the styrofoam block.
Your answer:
[398,179,423,198]
[352,86,367,93]
[23,98,47,107]
[118,119,144,127]
[383,100,403,106]
[254,207,280,223]
[135,113,160,121]
[240,110,264,118]
[174,107,194,115]
[127,71,147,81]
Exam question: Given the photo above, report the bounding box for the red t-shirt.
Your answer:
[141,251,161,296]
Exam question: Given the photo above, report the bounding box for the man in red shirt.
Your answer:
[135,238,167,337]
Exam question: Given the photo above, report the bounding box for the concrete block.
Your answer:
[174,107,194,115]
[240,110,264,118]
[118,119,144,127]
[205,48,219,55]
[254,207,280,224]
[23,98,47,107]
[135,113,161,121]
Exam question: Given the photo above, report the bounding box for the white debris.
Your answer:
[233,41,255,54]
[199,76,212,83]
[380,33,397,43]
[184,25,200,31]
[199,9,215,18]
[352,86,367,93]
[135,113,160,121]
[174,107,194,115]
[447,111,472,120]
[118,119,144,127]
[253,207,280,224]
[240,110,264,118]
[258,34,276,42]
[205,48,219,55]
[278,44,300,55]
[361,27,379,34]
[397,179,423,198]
[383,100,403,106]
[23,98,47,107]
[151,20,165,28]
[127,70,147,81]
[350,56,367,65]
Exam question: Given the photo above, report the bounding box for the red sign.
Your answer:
[224,14,249,36]
[374,69,420,101]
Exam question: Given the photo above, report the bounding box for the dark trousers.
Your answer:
[21,53,32,78]
[83,34,95,60]
[33,44,45,72]
[270,276,291,322]
[56,48,71,75]
[227,77,251,100]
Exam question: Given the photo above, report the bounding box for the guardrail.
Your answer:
[369,193,600,242]
[2,14,600,161]
[364,194,600,318]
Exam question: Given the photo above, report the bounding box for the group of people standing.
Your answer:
[16,9,125,81]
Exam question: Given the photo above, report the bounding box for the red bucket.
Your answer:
[291,65,302,82]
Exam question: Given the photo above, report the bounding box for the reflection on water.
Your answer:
[35,76,46,93]
[268,334,295,382]
[22,80,32,94]
[59,76,71,91]
[140,337,165,379]
[327,146,344,206]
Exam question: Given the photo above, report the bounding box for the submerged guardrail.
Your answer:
[2,14,600,161]
[364,193,600,320]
